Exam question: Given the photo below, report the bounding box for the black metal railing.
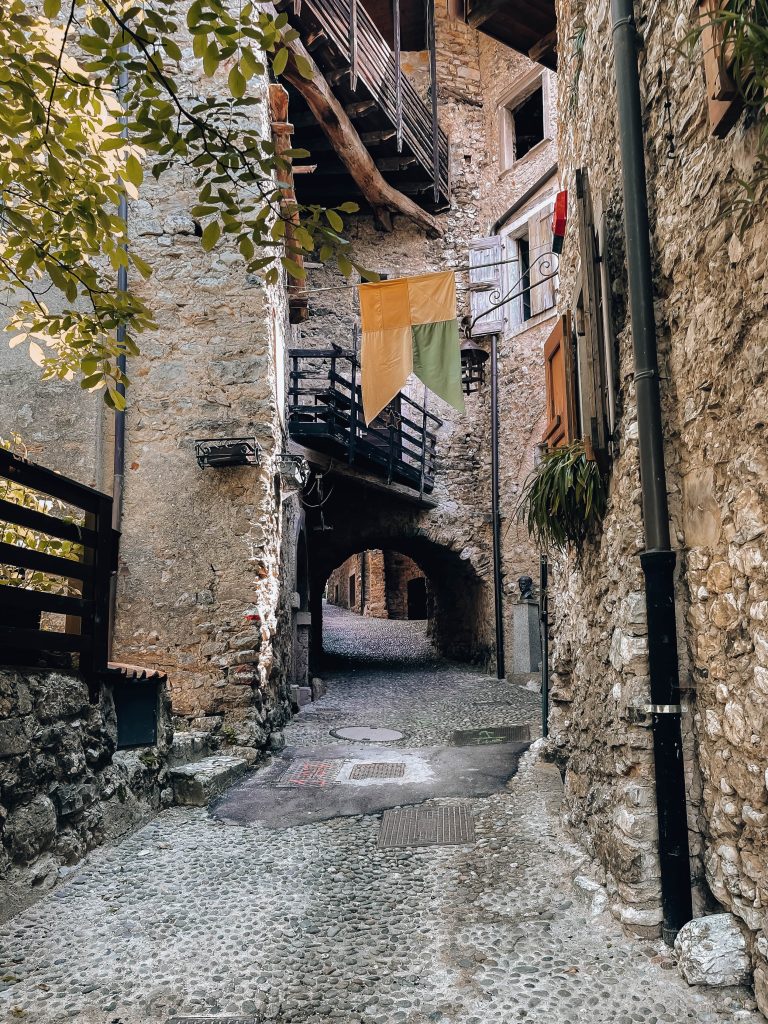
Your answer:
[281,0,450,204]
[288,346,442,492]
[0,448,118,685]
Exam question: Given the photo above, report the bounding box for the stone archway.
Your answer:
[305,477,493,668]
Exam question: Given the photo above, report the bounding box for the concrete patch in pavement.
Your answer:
[210,740,529,827]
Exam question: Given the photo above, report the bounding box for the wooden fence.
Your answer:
[0,448,118,684]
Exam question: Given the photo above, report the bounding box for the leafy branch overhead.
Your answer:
[0,0,366,407]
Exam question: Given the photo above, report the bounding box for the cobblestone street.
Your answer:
[0,609,760,1023]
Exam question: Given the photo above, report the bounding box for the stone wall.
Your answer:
[0,668,172,922]
[549,0,768,987]
[383,551,426,620]
[0,35,294,751]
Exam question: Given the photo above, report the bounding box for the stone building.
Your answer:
[478,0,768,1002]
[325,550,429,620]
[1,4,557,746]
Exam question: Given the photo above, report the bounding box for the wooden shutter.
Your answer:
[575,168,608,457]
[469,235,504,336]
[543,313,575,448]
[698,0,744,138]
[529,202,556,316]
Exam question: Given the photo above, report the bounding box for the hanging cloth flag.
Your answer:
[359,270,465,425]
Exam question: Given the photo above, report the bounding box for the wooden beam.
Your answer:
[282,39,444,236]
[528,28,557,64]
[269,84,309,324]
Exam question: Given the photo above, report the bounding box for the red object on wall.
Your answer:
[551,190,568,253]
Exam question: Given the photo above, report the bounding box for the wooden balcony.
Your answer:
[288,347,442,493]
[464,0,557,69]
[276,0,450,209]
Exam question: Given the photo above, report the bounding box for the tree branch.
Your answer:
[281,39,444,237]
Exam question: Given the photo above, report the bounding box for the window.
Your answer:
[499,71,551,172]
[499,198,558,332]
[348,573,356,609]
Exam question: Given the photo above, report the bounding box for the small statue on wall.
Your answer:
[518,575,535,601]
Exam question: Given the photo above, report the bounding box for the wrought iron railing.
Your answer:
[280,0,450,205]
[288,346,442,493]
[0,448,118,688]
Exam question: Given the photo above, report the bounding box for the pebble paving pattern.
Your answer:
[0,606,759,1023]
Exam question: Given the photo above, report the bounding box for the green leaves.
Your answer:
[515,442,607,552]
[1,0,360,405]
[200,220,221,251]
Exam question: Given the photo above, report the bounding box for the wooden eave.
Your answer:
[467,0,557,70]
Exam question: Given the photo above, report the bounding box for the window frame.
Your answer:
[498,69,553,174]
[499,195,560,336]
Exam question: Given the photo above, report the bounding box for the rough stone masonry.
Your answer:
[550,0,768,1002]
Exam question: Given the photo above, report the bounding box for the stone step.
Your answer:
[170,754,254,806]
[168,730,218,768]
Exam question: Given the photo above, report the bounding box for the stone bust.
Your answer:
[518,575,535,601]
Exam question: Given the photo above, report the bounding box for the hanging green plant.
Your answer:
[516,441,607,552]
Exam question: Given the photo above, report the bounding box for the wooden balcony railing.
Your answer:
[279,0,450,207]
[288,346,442,493]
[0,448,118,689]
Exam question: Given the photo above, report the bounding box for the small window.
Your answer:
[518,235,532,321]
[501,81,546,171]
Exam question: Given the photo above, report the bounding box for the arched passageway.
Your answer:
[303,476,494,670]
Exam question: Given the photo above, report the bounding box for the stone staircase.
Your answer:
[168,725,258,807]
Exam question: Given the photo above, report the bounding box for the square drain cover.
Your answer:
[276,760,343,787]
[450,725,531,746]
[378,805,475,848]
[350,762,406,780]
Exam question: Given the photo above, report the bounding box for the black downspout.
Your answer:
[491,333,505,679]
[109,66,130,655]
[611,0,692,944]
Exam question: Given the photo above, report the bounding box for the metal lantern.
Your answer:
[460,338,489,394]
[276,451,310,489]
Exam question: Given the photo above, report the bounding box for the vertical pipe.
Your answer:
[539,553,549,737]
[611,0,691,944]
[491,333,505,679]
[109,65,130,658]
[425,0,440,203]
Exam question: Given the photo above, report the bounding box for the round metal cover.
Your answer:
[330,726,404,742]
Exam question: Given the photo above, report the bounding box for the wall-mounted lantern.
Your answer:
[195,437,261,469]
[460,337,489,394]
[276,451,310,489]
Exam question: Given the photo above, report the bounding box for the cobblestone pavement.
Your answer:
[0,608,760,1023]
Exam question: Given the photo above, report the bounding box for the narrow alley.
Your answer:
[0,610,758,1024]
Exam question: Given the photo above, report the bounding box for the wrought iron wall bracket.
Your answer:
[469,251,560,334]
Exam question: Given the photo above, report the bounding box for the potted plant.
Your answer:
[516,440,607,552]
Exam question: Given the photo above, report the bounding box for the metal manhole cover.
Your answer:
[276,760,343,787]
[378,805,475,848]
[330,726,405,742]
[350,762,406,780]
[450,725,531,746]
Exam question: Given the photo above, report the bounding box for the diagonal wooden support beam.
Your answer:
[282,38,444,237]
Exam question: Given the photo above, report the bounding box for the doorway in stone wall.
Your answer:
[407,576,428,620]
[292,531,310,687]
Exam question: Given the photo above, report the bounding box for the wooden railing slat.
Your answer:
[0,586,89,618]
[0,626,93,654]
[0,497,96,546]
[0,541,95,582]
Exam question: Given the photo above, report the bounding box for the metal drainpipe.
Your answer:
[611,0,692,943]
[491,333,505,680]
[109,66,130,655]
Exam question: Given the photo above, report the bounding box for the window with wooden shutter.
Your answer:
[574,167,609,459]
[543,312,576,448]
[697,0,745,138]
[529,201,556,316]
[469,235,504,336]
